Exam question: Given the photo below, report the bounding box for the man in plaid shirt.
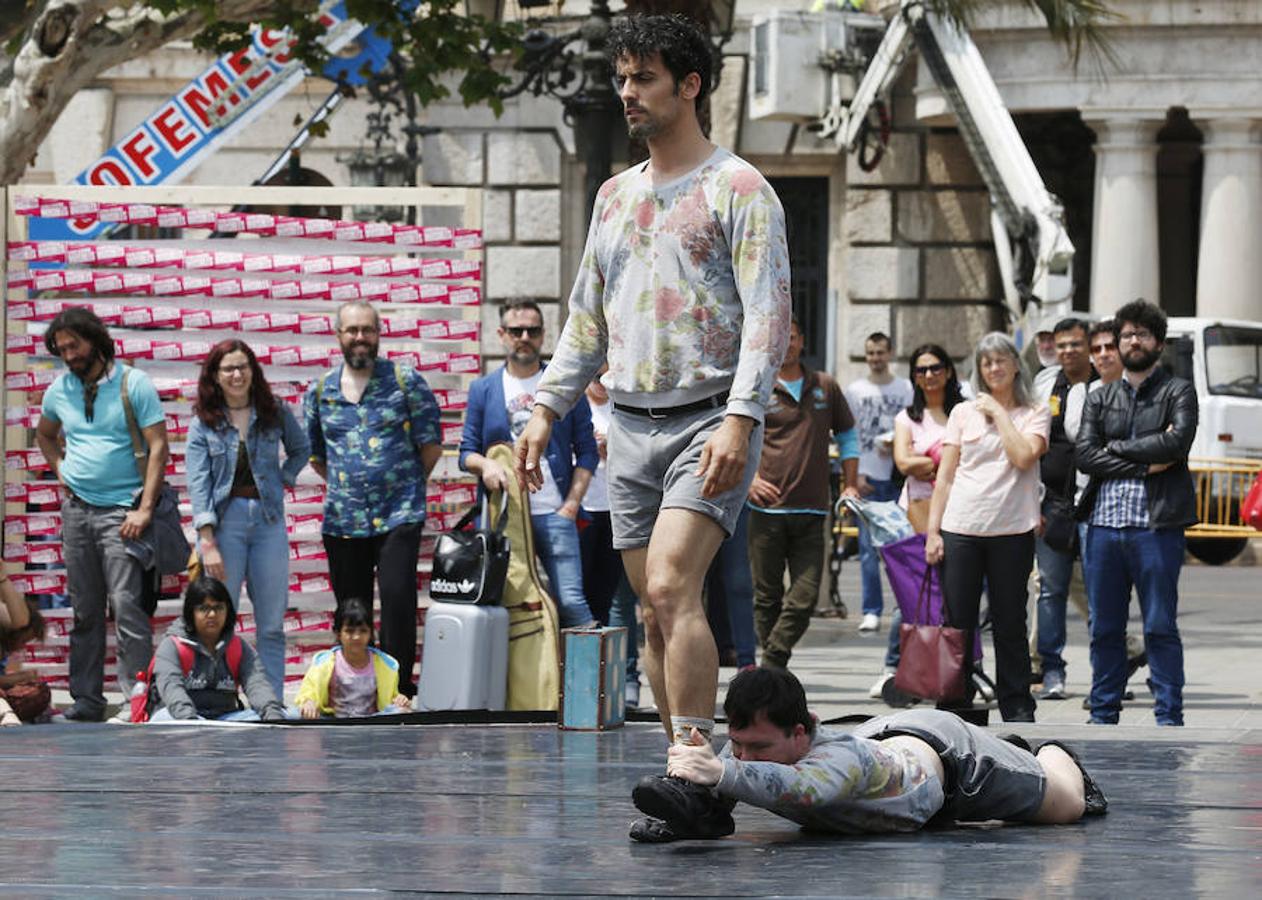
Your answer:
[1075,300,1198,726]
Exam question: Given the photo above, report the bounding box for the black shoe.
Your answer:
[881,676,920,709]
[62,703,106,723]
[998,733,1033,754]
[631,775,735,840]
[629,815,679,843]
[1035,740,1108,816]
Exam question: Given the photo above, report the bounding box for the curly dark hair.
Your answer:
[607,13,713,110]
[193,339,281,429]
[1115,299,1168,344]
[43,307,115,364]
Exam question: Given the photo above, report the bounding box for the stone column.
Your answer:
[1085,116,1163,315]
[1195,117,1262,321]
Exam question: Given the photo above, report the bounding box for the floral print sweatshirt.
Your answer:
[716,727,946,834]
[535,147,792,424]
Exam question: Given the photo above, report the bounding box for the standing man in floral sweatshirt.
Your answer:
[513,14,791,840]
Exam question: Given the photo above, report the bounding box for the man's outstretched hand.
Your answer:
[666,727,723,786]
[514,406,557,492]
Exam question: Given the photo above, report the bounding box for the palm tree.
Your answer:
[925,1,1118,66]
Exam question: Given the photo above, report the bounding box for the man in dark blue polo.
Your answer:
[459,299,599,627]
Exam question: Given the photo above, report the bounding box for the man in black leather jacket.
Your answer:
[1075,300,1197,726]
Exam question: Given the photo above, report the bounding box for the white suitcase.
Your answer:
[417,602,509,711]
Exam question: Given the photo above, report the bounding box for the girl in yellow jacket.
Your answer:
[295,599,411,718]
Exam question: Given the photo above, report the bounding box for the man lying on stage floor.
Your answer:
[630,667,1107,842]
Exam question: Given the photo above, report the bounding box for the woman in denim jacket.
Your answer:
[186,340,309,697]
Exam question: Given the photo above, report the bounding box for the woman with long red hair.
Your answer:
[186,340,309,698]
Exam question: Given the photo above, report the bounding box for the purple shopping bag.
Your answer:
[879,534,941,625]
[879,533,982,658]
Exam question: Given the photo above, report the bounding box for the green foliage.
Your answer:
[928,0,1119,67]
[141,0,523,112]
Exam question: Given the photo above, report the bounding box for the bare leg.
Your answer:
[641,509,726,740]
[621,546,672,738]
[1030,744,1087,823]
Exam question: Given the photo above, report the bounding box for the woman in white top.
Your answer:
[925,333,1050,722]
[894,344,966,534]
[870,344,969,704]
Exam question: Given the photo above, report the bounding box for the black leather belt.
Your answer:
[613,392,728,420]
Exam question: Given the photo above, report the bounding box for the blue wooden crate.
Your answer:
[559,626,627,731]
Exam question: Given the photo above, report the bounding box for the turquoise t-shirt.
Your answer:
[41,364,165,507]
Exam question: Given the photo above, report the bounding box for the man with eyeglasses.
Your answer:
[35,307,169,722]
[1029,317,1097,701]
[459,299,599,627]
[304,300,443,698]
[1076,300,1197,726]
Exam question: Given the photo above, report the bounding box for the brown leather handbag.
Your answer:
[894,565,968,702]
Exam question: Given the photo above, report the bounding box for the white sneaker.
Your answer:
[869,671,895,699]
[859,613,880,633]
[625,681,641,710]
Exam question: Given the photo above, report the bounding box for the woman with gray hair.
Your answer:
[924,332,1050,721]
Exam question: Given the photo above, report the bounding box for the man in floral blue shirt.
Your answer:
[305,301,442,697]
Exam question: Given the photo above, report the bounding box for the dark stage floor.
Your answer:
[2,722,1258,897]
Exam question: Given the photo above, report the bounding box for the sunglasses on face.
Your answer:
[1090,343,1116,356]
[503,326,543,339]
[912,363,947,377]
[218,363,250,376]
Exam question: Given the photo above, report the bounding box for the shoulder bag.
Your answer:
[430,492,511,605]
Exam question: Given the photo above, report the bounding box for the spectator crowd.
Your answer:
[8,296,1196,728]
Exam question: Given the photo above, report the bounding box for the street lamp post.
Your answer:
[339,51,439,223]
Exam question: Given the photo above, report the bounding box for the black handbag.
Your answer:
[1040,462,1079,555]
[430,492,511,605]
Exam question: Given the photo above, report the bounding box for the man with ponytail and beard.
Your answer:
[304,300,443,700]
[36,307,170,721]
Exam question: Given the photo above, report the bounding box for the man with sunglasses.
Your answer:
[459,299,599,627]
[1076,300,1197,726]
[35,308,169,721]
[1029,317,1097,701]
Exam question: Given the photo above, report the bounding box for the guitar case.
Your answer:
[486,442,561,711]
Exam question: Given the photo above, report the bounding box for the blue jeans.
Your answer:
[1035,536,1075,679]
[532,512,594,628]
[858,478,901,616]
[606,574,640,684]
[1084,525,1185,725]
[217,497,290,700]
[150,707,260,723]
[706,505,757,668]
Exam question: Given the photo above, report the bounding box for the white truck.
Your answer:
[750,3,1262,562]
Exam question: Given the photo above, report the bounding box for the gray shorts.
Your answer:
[853,709,1047,823]
[606,405,762,550]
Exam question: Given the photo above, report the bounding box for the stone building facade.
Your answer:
[20,0,1262,380]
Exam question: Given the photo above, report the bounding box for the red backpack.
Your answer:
[130,635,243,723]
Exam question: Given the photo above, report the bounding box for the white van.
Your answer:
[1162,317,1262,563]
